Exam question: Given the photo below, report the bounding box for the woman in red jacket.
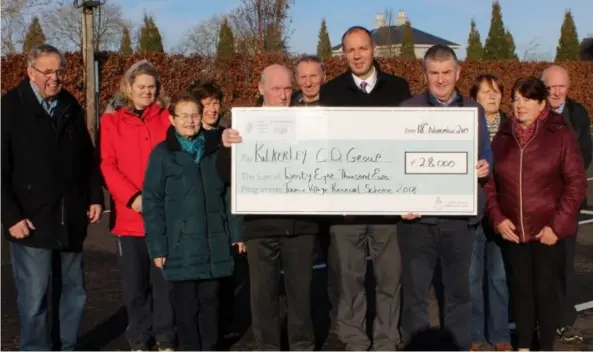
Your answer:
[485,76,587,351]
[99,60,175,351]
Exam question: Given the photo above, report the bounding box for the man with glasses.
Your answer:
[1,44,104,350]
[541,65,592,344]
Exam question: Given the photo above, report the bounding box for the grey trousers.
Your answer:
[330,222,402,351]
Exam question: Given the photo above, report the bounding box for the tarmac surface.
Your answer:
[2,161,593,351]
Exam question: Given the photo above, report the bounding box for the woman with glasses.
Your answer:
[484,76,586,351]
[142,93,245,351]
[99,60,176,351]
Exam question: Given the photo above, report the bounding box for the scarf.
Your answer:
[511,108,550,146]
[176,132,206,164]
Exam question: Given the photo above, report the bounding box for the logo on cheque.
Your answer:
[434,196,443,210]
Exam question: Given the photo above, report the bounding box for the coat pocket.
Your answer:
[170,219,186,256]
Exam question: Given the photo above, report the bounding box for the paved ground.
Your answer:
[2,165,593,351]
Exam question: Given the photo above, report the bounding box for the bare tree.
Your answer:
[179,15,225,57]
[230,0,294,54]
[43,1,128,52]
[375,8,395,57]
[521,37,542,61]
[1,0,48,54]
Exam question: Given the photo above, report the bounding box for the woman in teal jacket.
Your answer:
[142,93,244,351]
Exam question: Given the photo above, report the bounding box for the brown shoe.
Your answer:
[471,344,482,351]
[494,343,513,351]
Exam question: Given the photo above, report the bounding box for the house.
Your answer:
[331,11,461,59]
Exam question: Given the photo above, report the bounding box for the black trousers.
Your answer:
[219,253,249,336]
[558,235,577,327]
[116,236,175,349]
[170,279,220,351]
[398,219,474,351]
[505,241,561,351]
[247,234,316,351]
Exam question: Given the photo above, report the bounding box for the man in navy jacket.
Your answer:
[397,44,492,351]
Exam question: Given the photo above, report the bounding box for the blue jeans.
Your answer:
[469,223,510,345]
[10,243,86,351]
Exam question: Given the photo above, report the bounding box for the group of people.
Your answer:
[1,24,590,352]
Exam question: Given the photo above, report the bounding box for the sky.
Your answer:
[120,0,593,60]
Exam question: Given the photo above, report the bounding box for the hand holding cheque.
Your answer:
[226,106,485,216]
[402,158,489,220]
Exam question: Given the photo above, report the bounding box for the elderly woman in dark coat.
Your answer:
[142,93,244,351]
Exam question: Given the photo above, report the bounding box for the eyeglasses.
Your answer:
[32,66,65,77]
[174,114,200,122]
[546,85,567,90]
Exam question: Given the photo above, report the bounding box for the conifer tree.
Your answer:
[316,18,332,60]
[400,20,415,58]
[466,19,483,60]
[216,18,235,60]
[22,17,46,53]
[137,14,164,54]
[119,27,133,56]
[555,10,580,61]
[263,23,286,52]
[483,1,508,60]
[505,29,519,60]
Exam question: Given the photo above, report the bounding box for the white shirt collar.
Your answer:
[352,66,377,93]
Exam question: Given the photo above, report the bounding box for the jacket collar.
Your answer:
[422,88,464,107]
[16,79,76,128]
[120,103,166,122]
[165,125,221,156]
[344,63,389,93]
[498,108,565,135]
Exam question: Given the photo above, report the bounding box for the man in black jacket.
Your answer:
[1,44,104,350]
[318,26,411,351]
[541,64,592,343]
[219,64,318,350]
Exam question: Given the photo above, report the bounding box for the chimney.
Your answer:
[395,10,408,26]
[374,13,386,29]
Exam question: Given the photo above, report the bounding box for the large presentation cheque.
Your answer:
[230,107,479,216]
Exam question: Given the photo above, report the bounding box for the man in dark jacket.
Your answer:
[1,44,104,350]
[541,64,592,343]
[318,26,411,351]
[219,64,318,350]
[398,44,491,351]
[292,55,325,106]
[290,54,346,337]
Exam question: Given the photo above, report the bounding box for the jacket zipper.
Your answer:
[176,221,186,247]
[512,125,538,242]
[60,197,65,226]
[198,167,212,276]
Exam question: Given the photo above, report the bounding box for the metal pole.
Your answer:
[83,6,97,144]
